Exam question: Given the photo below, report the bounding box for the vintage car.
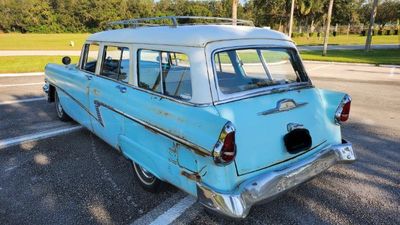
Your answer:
[43,16,355,218]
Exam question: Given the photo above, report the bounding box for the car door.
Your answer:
[56,43,99,130]
[88,44,132,148]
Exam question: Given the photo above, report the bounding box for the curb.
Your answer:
[303,60,400,68]
[0,72,44,77]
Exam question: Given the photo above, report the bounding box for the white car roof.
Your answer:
[87,25,291,47]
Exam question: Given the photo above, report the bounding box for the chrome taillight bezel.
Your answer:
[212,122,236,166]
[335,94,352,125]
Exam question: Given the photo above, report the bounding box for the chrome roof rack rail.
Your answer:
[107,16,254,29]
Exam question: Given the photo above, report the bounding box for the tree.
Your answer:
[360,0,400,29]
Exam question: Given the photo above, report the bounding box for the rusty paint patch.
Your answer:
[181,171,201,182]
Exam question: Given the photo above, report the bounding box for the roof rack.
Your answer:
[107,16,254,29]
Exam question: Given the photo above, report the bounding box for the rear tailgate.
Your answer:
[215,87,340,175]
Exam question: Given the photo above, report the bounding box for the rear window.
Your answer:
[214,48,308,94]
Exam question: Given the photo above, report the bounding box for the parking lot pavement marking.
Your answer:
[0,82,43,87]
[0,125,83,149]
[0,72,44,77]
[0,97,46,106]
[148,195,197,225]
[130,192,187,225]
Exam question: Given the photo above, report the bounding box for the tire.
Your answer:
[55,91,71,122]
[131,161,163,193]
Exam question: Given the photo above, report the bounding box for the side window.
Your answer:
[138,50,192,101]
[138,50,162,93]
[100,46,130,83]
[81,43,99,73]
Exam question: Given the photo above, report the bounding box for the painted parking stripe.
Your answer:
[0,72,44,77]
[148,195,196,225]
[131,192,187,225]
[0,125,83,149]
[0,82,43,87]
[0,97,46,106]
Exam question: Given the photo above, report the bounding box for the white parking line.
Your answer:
[0,82,43,87]
[131,192,187,225]
[0,72,44,77]
[0,97,46,106]
[148,195,196,225]
[0,125,83,149]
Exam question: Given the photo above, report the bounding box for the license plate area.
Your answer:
[284,128,312,154]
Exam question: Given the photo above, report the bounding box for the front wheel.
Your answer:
[132,161,163,193]
[55,91,71,122]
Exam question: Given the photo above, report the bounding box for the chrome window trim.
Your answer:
[213,83,314,105]
[78,42,100,76]
[137,48,194,102]
[210,45,312,104]
[98,43,132,83]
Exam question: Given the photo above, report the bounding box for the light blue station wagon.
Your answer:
[43,17,356,219]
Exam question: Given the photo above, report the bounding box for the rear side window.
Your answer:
[80,43,99,73]
[214,48,308,94]
[100,46,130,83]
[138,50,192,101]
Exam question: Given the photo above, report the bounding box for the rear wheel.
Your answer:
[132,161,163,192]
[55,91,71,122]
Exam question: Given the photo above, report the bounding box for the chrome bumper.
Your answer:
[197,139,355,219]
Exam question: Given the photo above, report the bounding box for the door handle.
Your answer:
[86,75,92,80]
[116,85,127,93]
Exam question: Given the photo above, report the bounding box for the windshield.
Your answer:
[213,48,309,95]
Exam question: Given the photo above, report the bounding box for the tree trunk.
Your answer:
[288,0,295,38]
[365,0,379,52]
[232,0,238,25]
[322,0,334,56]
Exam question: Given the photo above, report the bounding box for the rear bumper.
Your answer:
[197,139,355,218]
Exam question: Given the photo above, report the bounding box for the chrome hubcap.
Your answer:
[133,163,156,185]
[56,95,63,118]
[140,167,154,180]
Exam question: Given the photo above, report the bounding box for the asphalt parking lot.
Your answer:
[0,62,399,225]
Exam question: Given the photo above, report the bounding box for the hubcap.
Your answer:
[133,163,156,185]
[56,94,64,118]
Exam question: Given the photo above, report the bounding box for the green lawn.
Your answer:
[0,33,398,50]
[0,33,89,50]
[300,49,400,65]
[294,34,399,46]
[0,56,79,73]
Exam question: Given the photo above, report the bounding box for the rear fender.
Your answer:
[317,89,348,124]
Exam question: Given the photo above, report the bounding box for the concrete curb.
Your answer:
[0,72,44,77]
[303,60,400,68]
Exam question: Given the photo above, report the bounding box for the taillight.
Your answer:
[335,95,351,124]
[213,122,236,165]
